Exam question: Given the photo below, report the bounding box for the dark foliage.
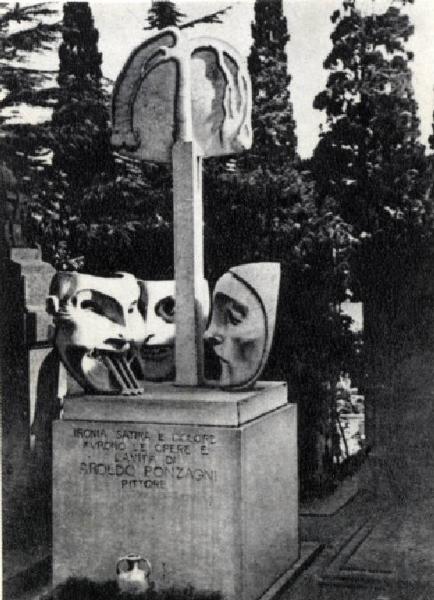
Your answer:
[312,1,428,238]
[313,0,433,391]
[0,2,60,196]
[204,0,358,497]
[51,2,114,196]
[244,0,297,167]
[0,2,59,112]
[146,1,186,29]
[144,1,231,31]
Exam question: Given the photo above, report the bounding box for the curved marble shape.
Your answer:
[47,273,210,393]
[135,279,209,382]
[47,271,143,394]
[205,263,280,389]
[111,27,252,162]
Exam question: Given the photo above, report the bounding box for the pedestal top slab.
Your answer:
[62,381,287,427]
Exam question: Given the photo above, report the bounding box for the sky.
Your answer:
[7,0,434,158]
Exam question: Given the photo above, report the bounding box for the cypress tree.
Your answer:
[313,0,426,236]
[146,1,185,29]
[313,0,431,387]
[144,1,231,31]
[51,2,113,201]
[246,0,297,168]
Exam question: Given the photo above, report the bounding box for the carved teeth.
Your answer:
[140,346,172,360]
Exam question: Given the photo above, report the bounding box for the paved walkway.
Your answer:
[281,351,434,600]
[280,486,377,600]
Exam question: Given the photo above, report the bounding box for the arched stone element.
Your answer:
[111,28,252,162]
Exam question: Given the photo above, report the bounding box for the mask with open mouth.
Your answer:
[47,271,144,393]
[135,279,209,381]
[204,263,280,389]
[136,280,176,381]
[48,274,211,391]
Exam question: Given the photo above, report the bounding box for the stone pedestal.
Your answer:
[53,382,299,600]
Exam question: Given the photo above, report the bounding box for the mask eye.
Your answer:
[227,307,243,326]
[75,290,125,325]
[155,296,175,323]
[226,299,247,326]
[80,299,105,315]
[128,301,137,314]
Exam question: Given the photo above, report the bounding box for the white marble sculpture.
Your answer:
[47,273,210,392]
[47,272,144,394]
[48,265,279,392]
[136,279,209,381]
[205,263,281,389]
[112,27,252,386]
[111,28,252,162]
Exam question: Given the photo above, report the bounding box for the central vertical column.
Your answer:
[172,140,204,386]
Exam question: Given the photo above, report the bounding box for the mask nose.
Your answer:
[204,326,223,346]
[142,315,159,344]
[141,310,174,346]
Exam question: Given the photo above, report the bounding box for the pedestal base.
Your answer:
[53,382,298,600]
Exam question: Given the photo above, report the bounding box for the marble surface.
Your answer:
[53,385,299,600]
[62,381,288,427]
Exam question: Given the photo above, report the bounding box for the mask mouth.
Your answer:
[102,338,130,352]
[211,345,228,362]
[54,310,73,320]
[218,355,230,364]
[140,344,173,361]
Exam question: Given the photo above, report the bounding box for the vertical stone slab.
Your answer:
[1,253,28,549]
[111,31,252,388]
[0,247,58,550]
[172,141,205,386]
[241,408,299,600]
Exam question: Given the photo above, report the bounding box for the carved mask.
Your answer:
[48,274,211,391]
[136,280,176,381]
[136,279,209,381]
[47,272,143,393]
[205,263,280,389]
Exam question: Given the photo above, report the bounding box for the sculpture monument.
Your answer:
[51,27,299,600]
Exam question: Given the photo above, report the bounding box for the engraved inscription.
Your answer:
[73,426,218,491]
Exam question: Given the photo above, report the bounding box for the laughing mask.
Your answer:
[47,272,144,394]
[136,279,209,381]
[204,263,280,389]
[136,280,176,381]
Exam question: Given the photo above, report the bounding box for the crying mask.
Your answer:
[204,263,280,389]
